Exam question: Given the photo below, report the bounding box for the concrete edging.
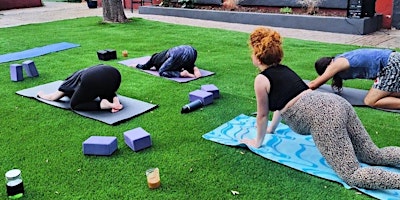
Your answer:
[138,6,382,35]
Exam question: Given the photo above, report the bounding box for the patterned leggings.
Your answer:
[374,52,400,92]
[281,91,400,189]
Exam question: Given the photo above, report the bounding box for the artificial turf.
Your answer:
[1,15,399,199]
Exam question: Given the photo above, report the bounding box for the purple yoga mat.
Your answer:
[118,56,215,83]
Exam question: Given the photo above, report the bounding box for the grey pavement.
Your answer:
[0,1,399,49]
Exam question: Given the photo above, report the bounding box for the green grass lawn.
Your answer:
[1,16,399,199]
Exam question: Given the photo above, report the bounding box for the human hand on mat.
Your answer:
[37,91,65,101]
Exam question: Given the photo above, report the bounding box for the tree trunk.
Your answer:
[102,0,129,23]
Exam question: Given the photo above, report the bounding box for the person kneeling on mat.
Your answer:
[241,27,400,190]
[132,45,201,78]
[37,65,123,113]
[309,48,400,110]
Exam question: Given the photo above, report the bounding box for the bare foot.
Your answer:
[180,70,195,78]
[100,99,114,110]
[101,99,124,113]
[111,103,123,113]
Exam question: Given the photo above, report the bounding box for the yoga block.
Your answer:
[124,127,152,152]
[22,60,39,77]
[105,49,117,60]
[10,64,23,82]
[97,50,109,61]
[82,136,118,156]
[201,84,219,99]
[189,90,213,105]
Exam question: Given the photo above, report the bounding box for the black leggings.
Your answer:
[61,65,121,111]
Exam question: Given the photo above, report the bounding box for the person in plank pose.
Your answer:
[37,65,123,113]
[241,27,400,189]
[308,48,400,110]
[133,45,201,78]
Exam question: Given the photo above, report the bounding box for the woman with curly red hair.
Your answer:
[241,27,400,189]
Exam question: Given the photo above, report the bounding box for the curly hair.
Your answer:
[249,27,283,66]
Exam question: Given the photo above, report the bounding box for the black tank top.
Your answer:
[261,64,308,111]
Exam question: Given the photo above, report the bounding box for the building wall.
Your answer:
[392,0,400,29]
[238,0,347,9]
[97,0,400,29]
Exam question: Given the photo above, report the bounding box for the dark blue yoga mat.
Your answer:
[0,42,80,63]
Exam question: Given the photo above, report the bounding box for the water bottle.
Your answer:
[181,100,203,113]
[5,169,24,199]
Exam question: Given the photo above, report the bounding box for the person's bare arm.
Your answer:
[267,111,281,133]
[241,74,271,148]
[308,57,350,89]
[37,91,65,101]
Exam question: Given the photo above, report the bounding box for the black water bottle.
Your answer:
[181,100,203,113]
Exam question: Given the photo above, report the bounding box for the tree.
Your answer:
[102,0,129,23]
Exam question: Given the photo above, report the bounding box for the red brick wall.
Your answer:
[0,0,43,11]
[376,0,393,28]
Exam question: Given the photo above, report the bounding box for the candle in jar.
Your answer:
[122,50,128,57]
[146,168,160,189]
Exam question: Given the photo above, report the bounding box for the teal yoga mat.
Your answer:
[203,114,400,200]
[0,42,80,63]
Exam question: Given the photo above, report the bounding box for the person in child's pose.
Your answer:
[241,27,400,189]
[37,65,123,113]
[308,48,400,110]
[133,45,201,78]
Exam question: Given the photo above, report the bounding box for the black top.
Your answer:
[260,64,308,111]
[59,64,121,99]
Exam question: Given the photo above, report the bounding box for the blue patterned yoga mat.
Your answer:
[0,42,80,63]
[202,114,400,200]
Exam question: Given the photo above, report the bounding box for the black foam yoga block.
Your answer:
[105,49,117,60]
[97,50,108,61]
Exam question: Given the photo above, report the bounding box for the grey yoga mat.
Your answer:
[16,81,158,125]
[303,80,399,114]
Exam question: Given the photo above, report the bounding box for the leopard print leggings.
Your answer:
[281,91,400,189]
